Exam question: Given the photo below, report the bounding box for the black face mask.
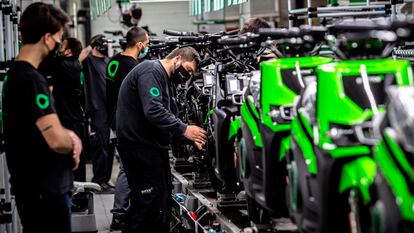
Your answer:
[171,65,191,84]
[49,41,61,58]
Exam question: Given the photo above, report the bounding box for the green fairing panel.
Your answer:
[228,117,241,140]
[260,57,333,132]
[279,135,291,161]
[374,133,414,221]
[316,59,414,148]
[240,98,263,147]
[339,156,376,204]
[291,116,318,174]
[325,145,371,158]
[383,133,414,182]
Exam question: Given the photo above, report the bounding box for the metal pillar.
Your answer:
[307,0,312,26]
[288,0,293,28]
[0,5,5,63]
[4,3,13,62]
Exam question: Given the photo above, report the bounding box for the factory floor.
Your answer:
[86,159,120,233]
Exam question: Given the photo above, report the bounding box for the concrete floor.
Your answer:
[94,194,119,233]
[86,158,121,233]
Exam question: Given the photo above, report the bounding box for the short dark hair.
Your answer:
[90,34,106,48]
[20,2,70,44]
[65,37,83,59]
[165,47,201,67]
[126,27,148,48]
[240,18,270,34]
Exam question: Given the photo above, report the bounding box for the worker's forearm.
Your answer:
[50,130,74,154]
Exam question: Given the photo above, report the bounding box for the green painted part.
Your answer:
[228,117,241,140]
[204,109,214,125]
[339,156,376,204]
[107,60,120,78]
[291,116,318,174]
[383,133,414,182]
[374,132,414,221]
[327,146,371,158]
[240,98,263,147]
[279,135,291,161]
[36,94,50,110]
[316,59,414,150]
[260,57,333,132]
[80,72,84,85]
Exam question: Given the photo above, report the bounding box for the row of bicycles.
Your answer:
[150,19,414,233]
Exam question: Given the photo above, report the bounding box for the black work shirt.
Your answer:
[3,61,73,194]
[52,57,85,125]
[116,60,187,149]
[82,53,109,114]
[106,53,138,130]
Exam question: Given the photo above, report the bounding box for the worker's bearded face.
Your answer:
[171,59,191,84]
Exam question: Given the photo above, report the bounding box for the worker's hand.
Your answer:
[194,141,206,151]
[184,125,207,144]
[67,130,83,171]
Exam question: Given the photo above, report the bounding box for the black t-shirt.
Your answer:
[82,53,109,114]
[106,53,138,129]
[3,61,73,194]
[116,60,187,149]
[49,57,85,125]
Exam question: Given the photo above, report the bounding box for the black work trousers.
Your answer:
[117,145,172,233]
[62,121,87,182]
[89,109,114,184]
[14,190,72,233]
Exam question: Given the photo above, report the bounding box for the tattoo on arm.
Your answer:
[41,125,53,132]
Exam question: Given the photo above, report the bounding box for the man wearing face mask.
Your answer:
[51,37,87,182]
[106,26,149,230]
[116,47,207,233]
[81,35,114,192]
[2,3,82,232]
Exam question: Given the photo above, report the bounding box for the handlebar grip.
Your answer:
[258,28,300,38]
[104,30,124,36]
[149,43,168,49]
[150,38,163,44]
[217,37,250,45]
[163,29,197,36]
[178,36,206,43]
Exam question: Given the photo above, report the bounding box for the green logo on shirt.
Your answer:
[36,94,50,110]
[150,87,160,97]
[107,60,120,79]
